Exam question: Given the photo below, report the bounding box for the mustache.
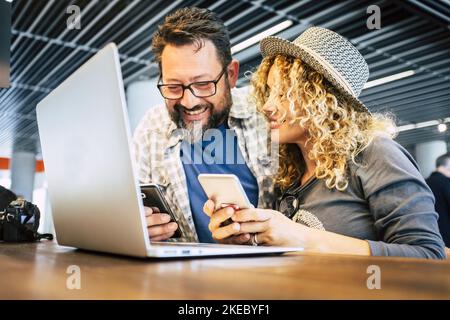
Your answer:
[174,103,212,113]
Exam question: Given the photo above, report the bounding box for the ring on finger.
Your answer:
[250,233,259,246]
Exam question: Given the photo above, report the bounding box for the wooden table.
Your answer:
[0,241,449,299]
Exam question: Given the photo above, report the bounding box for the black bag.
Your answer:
[0,199,53,242]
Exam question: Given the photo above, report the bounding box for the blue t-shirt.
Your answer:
[181,123,259,243]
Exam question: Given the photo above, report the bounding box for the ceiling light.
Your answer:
[398,117,450,133]
[438,123,447,133]
[231,20,293,54]
[363,70,415,89]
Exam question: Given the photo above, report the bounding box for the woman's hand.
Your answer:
[203,199,306,246]
[203,200,253,245]
[231,207,307,247]
[203,199,371,254]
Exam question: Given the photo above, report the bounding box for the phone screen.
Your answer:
[197,174,254,210]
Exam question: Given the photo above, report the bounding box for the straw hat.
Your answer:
[260,26,370,112]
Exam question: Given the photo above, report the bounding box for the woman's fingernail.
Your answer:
[169,223,177,230]
[233,223,240,231]
[226,207,234,215]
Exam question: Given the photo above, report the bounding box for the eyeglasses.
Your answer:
[157,68,226,100]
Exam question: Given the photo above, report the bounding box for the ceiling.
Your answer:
[0,0,449,158]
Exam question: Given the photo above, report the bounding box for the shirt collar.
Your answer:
[228,87,254,120]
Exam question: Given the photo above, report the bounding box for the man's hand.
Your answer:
[145,206,178,241]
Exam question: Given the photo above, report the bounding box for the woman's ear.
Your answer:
[226,59,240,88]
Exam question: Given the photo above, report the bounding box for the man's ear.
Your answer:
[226,59,240,88]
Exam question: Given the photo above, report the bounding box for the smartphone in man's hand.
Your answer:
[140,184,182,238]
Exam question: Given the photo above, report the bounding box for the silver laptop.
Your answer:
[36,43,302,258]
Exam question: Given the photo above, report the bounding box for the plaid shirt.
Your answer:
[132,88,277,242]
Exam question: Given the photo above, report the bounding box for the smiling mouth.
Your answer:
[268,117,287,130]
[183,106,209,116]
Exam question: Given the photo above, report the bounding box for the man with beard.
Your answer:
[133,7,275,243]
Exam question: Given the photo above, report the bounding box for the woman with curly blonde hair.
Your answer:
[203,27,446,259]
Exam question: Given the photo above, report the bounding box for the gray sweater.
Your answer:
[278,135,446,259]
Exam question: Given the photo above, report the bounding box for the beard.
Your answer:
[168,85,233,142]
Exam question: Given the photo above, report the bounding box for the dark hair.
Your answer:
[0,185,17,211]
[436,152,450,168]
[151,7,232,71]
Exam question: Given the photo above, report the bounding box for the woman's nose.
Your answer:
[262,99,277,116]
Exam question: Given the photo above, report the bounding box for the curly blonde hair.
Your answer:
[251,55,396,191]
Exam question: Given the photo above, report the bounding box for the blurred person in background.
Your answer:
[426,152,450,247]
